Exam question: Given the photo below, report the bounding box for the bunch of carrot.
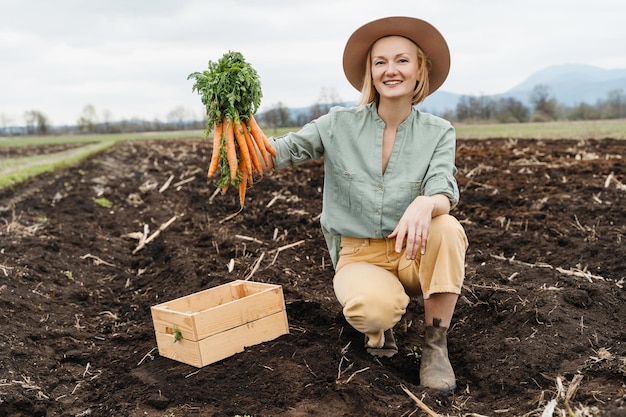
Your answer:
[188,51,276,208]
[207,114,276,207]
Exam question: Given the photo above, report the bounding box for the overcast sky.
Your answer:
[1,0,625,126]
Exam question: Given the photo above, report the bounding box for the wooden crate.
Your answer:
[151,280,289,367]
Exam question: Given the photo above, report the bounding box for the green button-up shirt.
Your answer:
[269,103,459,268]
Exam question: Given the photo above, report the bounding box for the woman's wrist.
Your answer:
[415,195,450,217]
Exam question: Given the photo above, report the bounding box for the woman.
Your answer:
[265,16,468,392]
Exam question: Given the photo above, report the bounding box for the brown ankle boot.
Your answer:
[419,323,456,392]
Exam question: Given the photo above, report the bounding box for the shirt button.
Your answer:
[375,210,381,215]
[378,185,383,190]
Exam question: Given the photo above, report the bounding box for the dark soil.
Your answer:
[0,137,624,417]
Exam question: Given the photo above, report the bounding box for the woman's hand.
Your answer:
[388,195,450,259]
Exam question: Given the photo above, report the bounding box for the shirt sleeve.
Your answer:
[421,123,460,209]
[268,117,327,170]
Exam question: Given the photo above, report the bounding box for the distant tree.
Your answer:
[441,109,456,122]
[309,103,326,120]
[455,96,471,121]
[294,112,311,127]
[262,102,290,132]
[35,112,50,134]
[567,102,601,121]
[600,89,626,119]
[101,109,115,133]
[475,95,495,120]
[78,104,98,133]
[167,105,193,130]
[23,110,49,135]
[529,84,559,121]
[494,97,530,123]
[23,111,36,134]
[455,95,495,121]
[309,87,342,120]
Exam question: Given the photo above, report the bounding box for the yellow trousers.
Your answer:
[333,214,468,348]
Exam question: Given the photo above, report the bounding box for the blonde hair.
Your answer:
[358,37,431,107]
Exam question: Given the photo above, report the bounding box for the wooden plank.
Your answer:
[191,285,286,339]
[198,309,289,366]
[155,310,289,367]
[152,283,236,315]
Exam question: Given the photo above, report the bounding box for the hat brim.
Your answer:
[342,16,450,96]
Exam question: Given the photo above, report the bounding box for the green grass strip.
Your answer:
[454,119,626,140]
[0,141,115,190]
[0,130,204,148]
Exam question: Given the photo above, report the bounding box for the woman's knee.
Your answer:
[429,214,468,248]
[342,293,409,331]
[334,263,410,327]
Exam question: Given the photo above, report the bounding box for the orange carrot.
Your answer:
[253,135,270,167]
[262,135,277,158]
[237,160,249,208]
[233,121,252,177]
[248,119,270,166]
[207,121,223,178]
[242,121,264,175]
[249,114,277,157]
[224,119,238,181]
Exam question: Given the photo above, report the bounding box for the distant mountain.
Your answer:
[418,90,462,114]
[419,64,626,114]
[508,64,626,92]
[505,64,626,107]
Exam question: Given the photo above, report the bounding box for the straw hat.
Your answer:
[342,16,450,96]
